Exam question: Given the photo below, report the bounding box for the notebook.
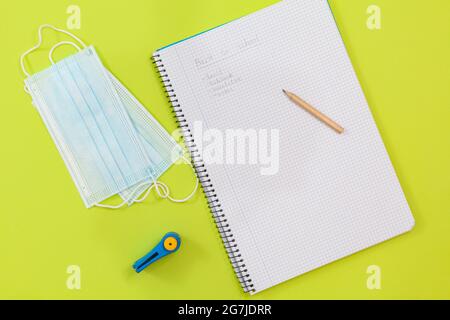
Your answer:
[152,0,415,294]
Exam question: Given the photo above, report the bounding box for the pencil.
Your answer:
[283,90,345,134]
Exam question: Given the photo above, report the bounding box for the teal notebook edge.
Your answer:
[157,0,337,52]
[158,22,229,51]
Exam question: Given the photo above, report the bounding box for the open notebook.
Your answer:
[152,0,414,294]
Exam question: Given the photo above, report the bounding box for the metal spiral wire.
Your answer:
[152,53,255,293]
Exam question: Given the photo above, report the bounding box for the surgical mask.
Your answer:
[20,25,198,209]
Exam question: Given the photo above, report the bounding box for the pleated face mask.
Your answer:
[20,25,198,209]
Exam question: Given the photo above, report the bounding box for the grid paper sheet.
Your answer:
[157,0,415,293]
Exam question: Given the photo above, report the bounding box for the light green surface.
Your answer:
[1,0,449,299]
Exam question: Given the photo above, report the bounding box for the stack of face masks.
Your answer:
[20,25,198,209]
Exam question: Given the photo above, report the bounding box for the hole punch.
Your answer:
[133,232,181,273]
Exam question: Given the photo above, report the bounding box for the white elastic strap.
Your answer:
[20,24,87,78]
[94,180,157,210]
[48,41,82,65]
[94,156,199,209]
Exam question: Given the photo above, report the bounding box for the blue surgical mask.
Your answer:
[20,25,198,209]
[107,70,185,204]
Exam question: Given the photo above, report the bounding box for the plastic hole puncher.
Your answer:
[133,232,181,273]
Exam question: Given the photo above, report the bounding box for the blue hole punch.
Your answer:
[133,232,181,273]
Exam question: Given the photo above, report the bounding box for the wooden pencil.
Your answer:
[283,90,345,134]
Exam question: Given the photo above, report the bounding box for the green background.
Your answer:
[1,0,449,299]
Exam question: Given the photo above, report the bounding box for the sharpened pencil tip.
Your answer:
[282,89,287,94]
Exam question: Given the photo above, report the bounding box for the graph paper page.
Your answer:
[157,0,414,293]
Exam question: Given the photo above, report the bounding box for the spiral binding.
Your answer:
[152,52,255,293]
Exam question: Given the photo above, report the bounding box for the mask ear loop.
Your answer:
[94,156,199,209]
[48,41,82,65]
[20,24,87,92]
[135,156,200,204]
